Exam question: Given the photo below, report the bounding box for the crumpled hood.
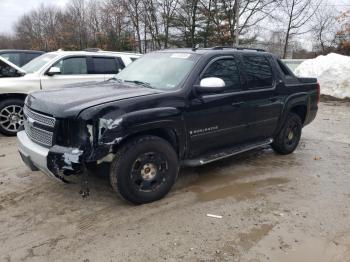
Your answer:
[26,81,160,118]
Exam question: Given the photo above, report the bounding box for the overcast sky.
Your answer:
[0,0,349,35]
[0,0,69,34]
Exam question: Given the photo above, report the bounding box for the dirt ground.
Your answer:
[1,101,350,262]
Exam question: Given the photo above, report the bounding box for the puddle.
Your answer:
[189,177,288,202]
[219,224,274,258]
[248,227,350,262]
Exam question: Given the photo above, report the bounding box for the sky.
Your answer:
[0,0,69,34]
[0,0,349,35]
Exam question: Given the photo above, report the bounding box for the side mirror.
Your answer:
[196,77,226,93]
[47,66,61,76]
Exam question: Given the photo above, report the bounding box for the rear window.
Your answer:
[242,55,273,89]
[92,57,120,74]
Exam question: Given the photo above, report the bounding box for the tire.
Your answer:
[0,98,25,136]
[110,135,179,204]
[272,112,302,155]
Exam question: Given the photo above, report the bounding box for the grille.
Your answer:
[23,106,55,127]
[23,106,55,147]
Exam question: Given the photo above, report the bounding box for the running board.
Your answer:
[182,138,273,167]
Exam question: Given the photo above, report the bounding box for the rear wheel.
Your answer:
[110,136,179,204]
[272,113,302,155]
[0,98,24,136]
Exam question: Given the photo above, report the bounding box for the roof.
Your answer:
[0,49,44,54]
[45,50,141,58]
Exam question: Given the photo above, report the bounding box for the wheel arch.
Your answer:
[290,104,307,124]
[112,127,182,158]
[0,93,27,103]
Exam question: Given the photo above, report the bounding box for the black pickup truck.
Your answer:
[17,47,319,204]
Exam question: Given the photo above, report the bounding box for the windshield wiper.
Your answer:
[124,80,154,89]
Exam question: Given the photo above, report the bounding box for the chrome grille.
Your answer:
[23,106,55,147]
[23,106,55,127]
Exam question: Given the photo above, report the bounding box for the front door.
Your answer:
[40,56,105,90]
[184,56,249,158]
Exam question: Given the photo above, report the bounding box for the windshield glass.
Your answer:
[115,52,199,90]
[22,53,58,73]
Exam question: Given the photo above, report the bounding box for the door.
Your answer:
[40,56,105,90]
[238,54,283,141]
[185,56,249,158]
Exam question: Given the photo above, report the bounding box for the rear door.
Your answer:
[40,56,103,89]
[238,54,283,141]
[185,56,250,157]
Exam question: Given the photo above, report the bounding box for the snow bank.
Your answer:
[294,53,350,99]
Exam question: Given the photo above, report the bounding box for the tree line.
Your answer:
[0,0,349,58]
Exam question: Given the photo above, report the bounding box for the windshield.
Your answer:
[115,52,199,90]
[22,53,58,73]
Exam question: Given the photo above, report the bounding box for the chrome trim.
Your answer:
[17,130,62,182]
[24,120,53,147]
[24,105,55,128]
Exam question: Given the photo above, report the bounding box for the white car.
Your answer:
[0,50,141,135]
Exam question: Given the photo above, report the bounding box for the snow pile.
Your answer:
[295,53,350,99]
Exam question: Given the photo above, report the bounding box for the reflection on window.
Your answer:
[53,57,87,75]
[202,58,241,92]
[242,55,273,89]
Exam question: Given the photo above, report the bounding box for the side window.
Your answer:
[202,58,241,92]
[53,57,87,75]
[241,55,273,89]
[92,57,120,74]
[277,59,292,77]
[1,53,21,66]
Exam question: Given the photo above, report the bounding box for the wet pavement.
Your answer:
[0,101,350,262]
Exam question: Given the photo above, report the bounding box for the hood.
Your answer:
[0,56,26,77]
[26,81,160,118]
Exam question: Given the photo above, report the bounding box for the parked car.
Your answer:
[0,49,44,67]
[0,50,141,135]
[17,47,319,204]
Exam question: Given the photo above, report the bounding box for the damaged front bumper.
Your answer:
[17,130,83,182]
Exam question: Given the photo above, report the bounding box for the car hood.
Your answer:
[0,56,26,78]
[26,81,160,118]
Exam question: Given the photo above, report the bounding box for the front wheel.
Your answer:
[272,113,302,155]
[0,98,25,136]
[110,136,179,204]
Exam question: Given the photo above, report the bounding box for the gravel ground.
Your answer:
[0,101,350,262]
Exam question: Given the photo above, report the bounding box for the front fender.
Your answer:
[84,107,185,161]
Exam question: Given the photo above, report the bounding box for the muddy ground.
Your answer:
[0,101,350,262]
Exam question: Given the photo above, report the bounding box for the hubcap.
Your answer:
[141,163,157,180]
[0,105,24,133]
[131,152,168,192]
[285,121,299,146]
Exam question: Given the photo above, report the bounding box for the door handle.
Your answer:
[231,101,245,107]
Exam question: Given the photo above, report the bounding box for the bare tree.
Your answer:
[311,8,337,54]
[277,0,322,58]
[124,0,143,52]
